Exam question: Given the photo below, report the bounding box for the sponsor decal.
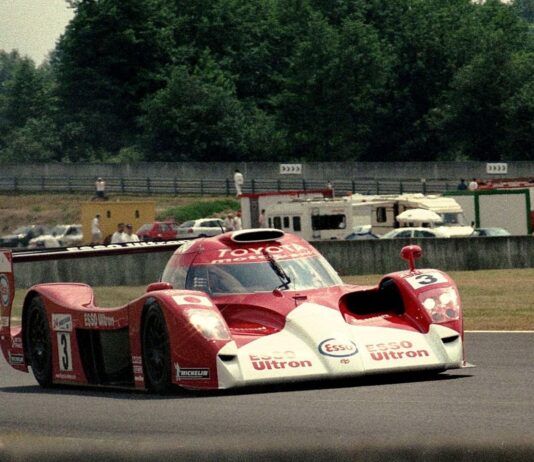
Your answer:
[1,316,9,328]
[405,272,448,290]
[132,355,142,365]
[67,241,185,252]
[134,375,144,382]
[55,373,77,380]
[211,243,314,264]
[0,252,11,272]
[57,332,73,371]
[52,314,72,332]
[175,364,210,380]
[318,338,358,358]
[84,312,115,328]
[366,341,430,361]
[133,365,143,374]
[11,337,23,349]
[0,274,10,307]
[173,294,212,307]
[8,352,24,365]
[248,351,312,371]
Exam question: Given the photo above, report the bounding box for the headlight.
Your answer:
[185,309,231,341]
[418,287,460,323]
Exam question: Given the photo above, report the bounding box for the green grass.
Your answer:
[157,198,240,223]
[10,269,534,330]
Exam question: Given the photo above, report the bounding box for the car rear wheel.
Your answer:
[25,297,53,387]
[142,304,172,393]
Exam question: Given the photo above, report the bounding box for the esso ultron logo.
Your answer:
[318,338,358,357]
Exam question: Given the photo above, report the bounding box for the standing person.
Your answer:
[233,169,244,197]
[233,211,242,231]
[95,177,106,200]
[224,213,235,231]
[258,209,266,228]
[457,179,468,191]
[124,224,140,242]
[468,178,478,191]
[111,223,127,243]
[91,214,102,244]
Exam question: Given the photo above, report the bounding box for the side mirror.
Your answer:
[146,282,173,292]
[400,245,422,272]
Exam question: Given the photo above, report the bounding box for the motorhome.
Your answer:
[352,193,473,236]
[264,198,373,241]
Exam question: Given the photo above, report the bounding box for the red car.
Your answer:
[136,221,179,241]
[0,229,470,393]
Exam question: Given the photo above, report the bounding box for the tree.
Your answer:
[53,0,177,160]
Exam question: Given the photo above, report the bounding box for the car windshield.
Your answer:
[12,226,31,234]
[49,225,68,236]
[179,221,195,228]
[176,256,343,294]
[137,224,151,233]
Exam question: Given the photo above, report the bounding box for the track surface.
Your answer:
[1,332,533,459]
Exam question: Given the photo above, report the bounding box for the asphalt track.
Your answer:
[0,332,533,461]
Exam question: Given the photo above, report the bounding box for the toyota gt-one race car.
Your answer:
[0,229,469,392]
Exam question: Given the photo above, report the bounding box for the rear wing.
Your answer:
[11,240,186,263]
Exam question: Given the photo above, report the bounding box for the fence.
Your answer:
[0,176,459,196]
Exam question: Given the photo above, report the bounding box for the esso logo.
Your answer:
[318,338,358,357]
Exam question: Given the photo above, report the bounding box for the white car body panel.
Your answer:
[217,303,462,389]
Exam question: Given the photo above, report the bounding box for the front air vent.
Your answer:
[231,229,285,243]
[441,334,460,344]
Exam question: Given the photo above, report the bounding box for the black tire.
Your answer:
[25,297,53,387]
[142,304,172,393]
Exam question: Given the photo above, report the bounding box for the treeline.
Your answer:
[0,0,533,163]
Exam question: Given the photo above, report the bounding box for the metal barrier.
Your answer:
[0,176,457,196]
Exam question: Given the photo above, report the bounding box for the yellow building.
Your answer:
[81,201,155,244]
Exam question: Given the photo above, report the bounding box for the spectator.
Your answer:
[91,214,102,244]
[468,178,479,191]
[94,177,106,200]
[111,223,127,243]
[233,211,242,231]
[234,169,244,197]
[124,224,140,242]
[258,209,266,228]
[224,213,235,231]
[457,179,468,191]
[326,180,335,198]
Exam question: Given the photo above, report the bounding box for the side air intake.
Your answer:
[231,229,285,243]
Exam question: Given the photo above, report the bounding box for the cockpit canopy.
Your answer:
[161,232,342,295]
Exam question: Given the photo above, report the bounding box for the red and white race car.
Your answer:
[0,229,469,392]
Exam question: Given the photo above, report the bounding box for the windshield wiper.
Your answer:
[262,249,291,290]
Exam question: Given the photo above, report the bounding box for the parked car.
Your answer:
[0,225,48,248]
[380,227,450,239]
[136,221,179,242]
[28,224,83,248]
[345,225,379,240]
[472,227,511,237]
[175,218,226,238]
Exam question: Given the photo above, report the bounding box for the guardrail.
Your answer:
[0,176,458,196]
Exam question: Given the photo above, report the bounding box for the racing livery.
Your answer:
[1,229,470,392]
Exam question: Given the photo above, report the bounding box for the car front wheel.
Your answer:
[25,297,53,387]
[142,303,172,393]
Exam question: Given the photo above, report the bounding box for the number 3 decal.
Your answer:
[405,272,447,289]
[57,332,72,371]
